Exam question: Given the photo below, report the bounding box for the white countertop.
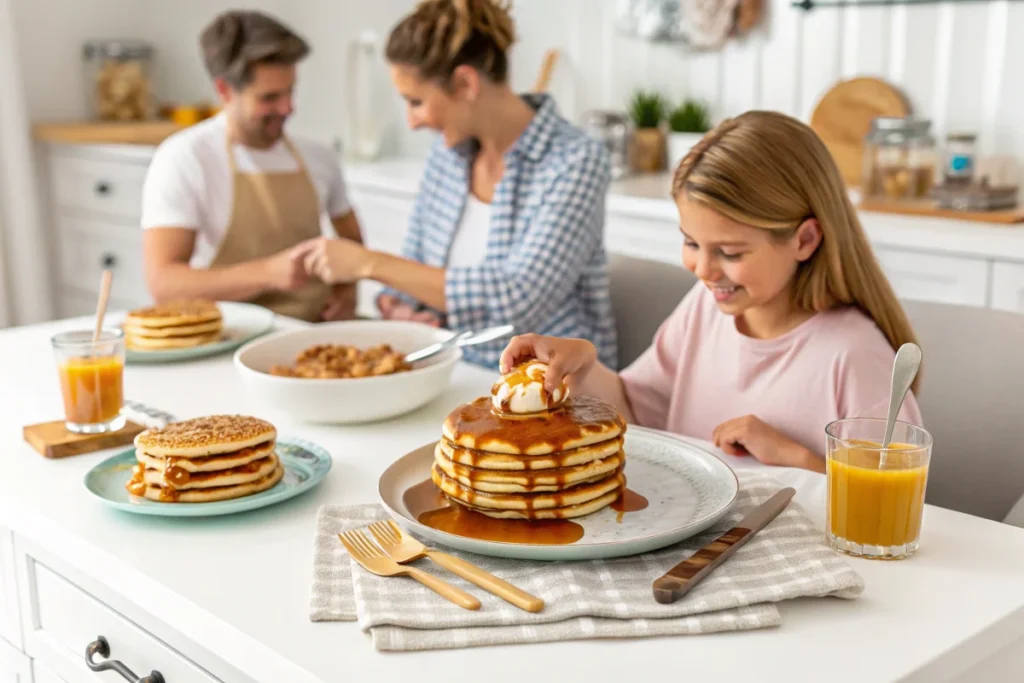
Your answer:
[4,314,1024,682]
[344,158,1024,264]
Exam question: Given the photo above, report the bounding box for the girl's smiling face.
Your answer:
[677,194,821,327]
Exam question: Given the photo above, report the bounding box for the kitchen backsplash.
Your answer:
[12,0,1024,177]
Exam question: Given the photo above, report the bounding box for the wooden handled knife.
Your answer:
[652,487,796,604]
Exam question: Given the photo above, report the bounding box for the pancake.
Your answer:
[138,454,279,490]
[131,463,284,503]
[125,331,223,350]
[124,300,222,329]
[124,319,223,338]
[434,443,623,493]
[135,441,275,473]
[135,415,277,457]
[459,491,622,520]
[442,395,626,455]
[439,436,622,471]
[432,463,624,513]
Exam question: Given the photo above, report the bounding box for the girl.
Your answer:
[500,111,923,473]
[300,0,618,369]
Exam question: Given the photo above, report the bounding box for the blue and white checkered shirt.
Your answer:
[381,94,618,370]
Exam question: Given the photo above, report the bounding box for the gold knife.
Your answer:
[652,487,796,604]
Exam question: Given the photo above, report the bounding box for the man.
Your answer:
[140,10,361,321]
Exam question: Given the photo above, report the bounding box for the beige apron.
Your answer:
[209,134,331,322]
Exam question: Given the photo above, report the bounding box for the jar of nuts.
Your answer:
[861,117,937,202]
[82,40,154,121]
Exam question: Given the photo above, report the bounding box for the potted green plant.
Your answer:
[628,89,667,173]
[667,98,712,168]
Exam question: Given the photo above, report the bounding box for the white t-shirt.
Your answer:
[445,194,492,267]
[141,113,351,268]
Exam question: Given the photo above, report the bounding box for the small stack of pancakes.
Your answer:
[124,300,223,351]
[126,415,284,503]
[433,390,628,520]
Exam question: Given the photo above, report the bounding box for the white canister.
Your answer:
[667,132,705,172]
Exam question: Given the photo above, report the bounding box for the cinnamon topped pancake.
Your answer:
[135,453,279,490]
[124,300,222,328]
[134,415,276,457]
[442,395,626,455]
[135,440,274,473]
[123,319,222,338]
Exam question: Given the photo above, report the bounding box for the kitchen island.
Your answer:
[2,314,1024,682]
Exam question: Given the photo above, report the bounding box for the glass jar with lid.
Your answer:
[861,117,936,201]
[82,39,155,121]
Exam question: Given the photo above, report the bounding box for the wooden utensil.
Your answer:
[338,530,481,610]
[652,487,795,604]
[810,77,910,188]
[369,519,544,613]
[533,49,559,93]
[93,269,113,343]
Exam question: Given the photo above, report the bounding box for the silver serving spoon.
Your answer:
[404,324,515,364]
[880,342,923,464]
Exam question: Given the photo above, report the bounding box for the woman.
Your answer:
[301,0,617,369]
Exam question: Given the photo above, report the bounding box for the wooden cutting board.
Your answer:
[810,77,911,188]
[23,419,145,459]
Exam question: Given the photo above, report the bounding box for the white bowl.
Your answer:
[232,320,462,424]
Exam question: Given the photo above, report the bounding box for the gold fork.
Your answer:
[338,529,480,610]
[369,520,544,613]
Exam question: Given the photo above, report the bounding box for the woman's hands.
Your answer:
[712,415,825,473]
[299,236,374,284]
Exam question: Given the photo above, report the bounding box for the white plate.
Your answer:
[118,301,276,364]
[378,426,740,561]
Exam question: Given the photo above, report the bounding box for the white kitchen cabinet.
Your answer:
[0,527,18,650]
[32,661,69,683]
[872,247,992,307]
[990,262,1024,313]
[49,148,149,221]
[0,639,30,683]
[15,542,224,683]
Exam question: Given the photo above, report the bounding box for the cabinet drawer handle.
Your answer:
[95,180,112,196]
[101,253,118,269]
[85,636,166,683]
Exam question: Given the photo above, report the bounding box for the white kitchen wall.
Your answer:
[12,0,1024,167]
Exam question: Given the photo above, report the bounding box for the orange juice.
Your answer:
[828,440,928,548]
[58,355,124,425]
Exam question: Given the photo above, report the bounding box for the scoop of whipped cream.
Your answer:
[491,361,569,414]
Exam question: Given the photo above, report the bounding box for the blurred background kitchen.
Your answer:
[2,0,1024,328]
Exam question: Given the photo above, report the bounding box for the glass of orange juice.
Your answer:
[51,329,126,434]
[825,418,932,560]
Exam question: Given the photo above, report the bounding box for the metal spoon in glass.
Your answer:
[404,324,515,364]
[880,342,923,466]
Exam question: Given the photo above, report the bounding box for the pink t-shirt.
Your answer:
[620,286,923,457]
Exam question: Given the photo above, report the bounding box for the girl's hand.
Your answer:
[301,237,373,284]
[499,334,598,393]
[712,415,825,472]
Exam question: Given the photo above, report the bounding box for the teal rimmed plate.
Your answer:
[84,436,331,516]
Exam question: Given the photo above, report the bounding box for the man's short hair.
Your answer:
[199,10,309,89]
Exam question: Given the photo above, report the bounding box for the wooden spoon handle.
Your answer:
[404,565,481,610]
[427,550,544,612]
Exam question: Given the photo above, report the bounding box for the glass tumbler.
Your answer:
[51,329,126,434]
[825,418,933,560]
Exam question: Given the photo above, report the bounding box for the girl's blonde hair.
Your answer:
[672,110,921,392]
[385,0,515,84]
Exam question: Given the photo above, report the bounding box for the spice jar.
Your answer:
[862,117,936,201]
[943,133,977,183]
[82,40,154,121]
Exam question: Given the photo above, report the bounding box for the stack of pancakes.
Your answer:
[126,415,284,503]
[433,395,628,520]
[124,300,223,351]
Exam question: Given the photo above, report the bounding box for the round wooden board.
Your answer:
[810,77,910,187]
